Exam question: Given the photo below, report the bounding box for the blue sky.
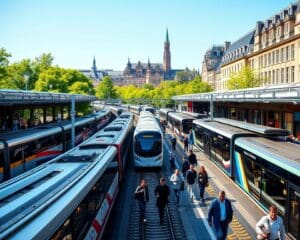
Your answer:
[0,0,295,71]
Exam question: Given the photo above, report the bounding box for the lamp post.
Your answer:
[24,74,29,91]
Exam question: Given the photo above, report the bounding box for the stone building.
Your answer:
[212,2,300,91]
[123,29,182,87]
[201,44,228,89]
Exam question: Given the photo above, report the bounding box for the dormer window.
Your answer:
[284,22,289,35]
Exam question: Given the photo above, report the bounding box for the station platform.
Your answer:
[165,130,267,240]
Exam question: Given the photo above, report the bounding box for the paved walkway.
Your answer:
[165,129,266,240]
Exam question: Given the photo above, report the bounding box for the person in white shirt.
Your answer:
[256,205,285,240]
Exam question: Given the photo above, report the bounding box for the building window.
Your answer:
[291,66,295,82]
[281,48,284,62]
[286,67,289,83]
[276,50,279,63]
[281,68,284,83]
[277,26,281,38]
[291,44,294,60]
[286,46,289,61]
[284,22,289,36]
[272,51,275,65]
[276,69,280,84]
[272,70,275,84]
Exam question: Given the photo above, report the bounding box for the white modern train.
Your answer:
[0,112,134,240]
[133,111,163,168]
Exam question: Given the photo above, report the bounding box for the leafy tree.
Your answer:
[227,66,263,90]
[95,76,116,99]
[35,67,69,92]
[0,48,11,87]
[6,59,33,90]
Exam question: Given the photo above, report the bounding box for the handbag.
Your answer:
[205,182,209,187]
[256,218,270,240]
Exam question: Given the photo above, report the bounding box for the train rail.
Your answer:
[129,171,186,240]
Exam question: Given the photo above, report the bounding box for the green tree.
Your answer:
[6,59,33,90]
[0,48,12,87]
[227,66,263,90]
[95,76,116,99]
[35,67,69,92]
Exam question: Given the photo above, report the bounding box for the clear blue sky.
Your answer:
[0,0,295,71]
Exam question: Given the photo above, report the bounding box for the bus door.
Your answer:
[288,186,300,239]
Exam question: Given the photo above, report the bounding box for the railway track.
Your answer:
[128,170,186,240]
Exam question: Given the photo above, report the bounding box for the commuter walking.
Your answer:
[186,164,197,202]
[188,149,197,167]
[255,205,285,240]
[170,169,182,205]
[169,150,176,171]
[208,190,233,240]
[182,157,190,179]
[134,179,149,223]
[171,134,177,151]
[188,129,194,150]
[12,117,19,133]
[197,165,208,202]
[154,178,170,225]
[183,134,189,152]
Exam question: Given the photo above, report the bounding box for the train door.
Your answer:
[203,132,210,156]
[287,186,300,239]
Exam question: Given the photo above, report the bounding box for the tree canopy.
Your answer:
[227,65,263,90]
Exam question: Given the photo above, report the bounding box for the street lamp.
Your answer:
[49,84,53,91]
[24,74,29,91]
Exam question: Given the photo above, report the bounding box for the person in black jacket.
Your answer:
[171,134,177,151]
[198,165,209,202]
[154,177,170,225]
[134,179,149,223]
[186,164,197,202]
[188,149,197,166]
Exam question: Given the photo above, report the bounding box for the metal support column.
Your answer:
[210,94,214,120]
[71,95,76,148]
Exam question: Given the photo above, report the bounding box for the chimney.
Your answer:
[224,41,231,51]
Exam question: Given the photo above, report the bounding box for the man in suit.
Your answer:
[208,190,233,240]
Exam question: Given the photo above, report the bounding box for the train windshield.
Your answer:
[134,131,162,157]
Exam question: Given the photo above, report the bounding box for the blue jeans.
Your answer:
[174,188,180,204]
[198,184,205,200]
[215,220,229,240]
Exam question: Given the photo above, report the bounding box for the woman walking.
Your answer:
[197,165,208,202]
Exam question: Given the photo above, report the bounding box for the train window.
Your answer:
[51,157,118,239]
[134,132,162,157]
[288,189,300,239]
[210,134,230,173]
[260,167,287,215]
[193,125,205,148]
[0,149,3,168]
[237,149,262,201]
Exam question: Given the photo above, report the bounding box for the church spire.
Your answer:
[163,28,171,72]
[165,28,169,44]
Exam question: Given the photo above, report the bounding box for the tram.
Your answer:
[134,111,163,168]
[0,112,133,240]
[0,109,112,182]
[158,108,174,126]
[167,111,195,138]
[193,118,300,239]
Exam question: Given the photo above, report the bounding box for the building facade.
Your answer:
[213,2,300,92]
[201,45,227,89]
[123,29,182,87]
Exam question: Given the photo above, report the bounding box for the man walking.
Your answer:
[134,179,149,223]
[208,190,233,240]
[188,149,197,167]
[154,178,170,225]
[186,164,197,202]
